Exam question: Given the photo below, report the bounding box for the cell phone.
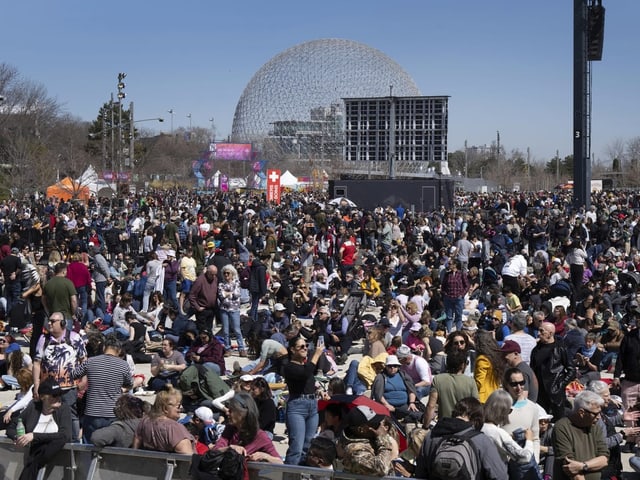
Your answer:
[317,335,325,348]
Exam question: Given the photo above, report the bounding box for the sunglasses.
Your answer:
[295,344,308,350]
[453,340,466,345]
[509,380,526,387]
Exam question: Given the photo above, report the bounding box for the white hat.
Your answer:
[240,374,256,382]
[410,323,422,332]
[396,345,412,359]
[274,303,286,312]
[194,406,214,424]
[536,404,553,421]
[607,280,617,287]
[272,282,281,289]
[385,355,401,367]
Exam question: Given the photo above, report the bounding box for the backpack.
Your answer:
[191,448,247,480]
[430,428,481,480]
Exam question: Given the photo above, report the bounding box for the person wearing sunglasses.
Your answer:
[501,367,541,467]
[551,390,608,479]
[282,335,323,465]
[500,340,538,402]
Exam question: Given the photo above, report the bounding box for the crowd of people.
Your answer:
[1,186,640,478]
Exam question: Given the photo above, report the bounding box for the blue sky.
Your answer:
[3,0,639,164]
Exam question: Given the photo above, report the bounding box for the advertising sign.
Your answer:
[212,143,252,161]
[266,169,281,204]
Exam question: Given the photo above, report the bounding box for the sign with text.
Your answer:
[266,169,281,204]
[212,143,252,160]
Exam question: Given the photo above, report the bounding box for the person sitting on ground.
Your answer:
[213,392,283,464]
[0,368,34,431]
[133,384,195,454]
[336,405,396,476]
[184,329,225,376]
[371,355,422,423]
[91,394,148,448]
[149,338,187,391]
[249,376,277,439]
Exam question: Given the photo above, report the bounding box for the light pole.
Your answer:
[187,113,192,131]
[168,109,174,135]
[209,117,215,142]
[117,73,126,178]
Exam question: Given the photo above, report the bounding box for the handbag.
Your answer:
[190,448,247,480]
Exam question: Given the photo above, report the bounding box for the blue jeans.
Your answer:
[76,285,88,325]
[285,396,318,465]
[250,292,261,321]
[4,281,20,315]
[220,309,246,352]
[95,281,107,314]
[344,360,367,395]
[101,326,129,340]
[82,415,115,444]
[443,295,464,332]
[163,280,178,309]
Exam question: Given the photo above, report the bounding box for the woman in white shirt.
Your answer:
[481,389,536,474]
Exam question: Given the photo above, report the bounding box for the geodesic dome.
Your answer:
[231,38,421,142]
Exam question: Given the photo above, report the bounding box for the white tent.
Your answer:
[280,170,298,187]
[76,165,116,195]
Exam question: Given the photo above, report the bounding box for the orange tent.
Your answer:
[46,177,90,202]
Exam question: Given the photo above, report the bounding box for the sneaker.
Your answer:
[239,350,248,358]
[224,350,234,357]
[232,361,242,376]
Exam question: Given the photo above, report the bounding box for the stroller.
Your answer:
[341,291,368,341]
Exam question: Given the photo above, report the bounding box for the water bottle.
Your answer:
[16,418,25,438]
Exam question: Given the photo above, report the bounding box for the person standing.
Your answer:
[248,252,268,322]
[90,245,112,316]
[66,253,92,326]
[219,264,247,357]
[142,251,162,312]
[32,312,87,442]
[530,322,574,420]
[440,259,469,333]
[188,264,219,333]
[282,335,323,465]
[42,262,78,331]
[0,247,22,316]
[552,390,609,480]
[178,247,197,315]
[72,335,133,443]
[162,249,179,310]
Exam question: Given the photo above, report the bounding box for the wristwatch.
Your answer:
[582,462,590,473]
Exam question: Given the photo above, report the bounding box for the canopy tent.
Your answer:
[279,170,298,187]
[77,165,116,195]
[46,177,90,202]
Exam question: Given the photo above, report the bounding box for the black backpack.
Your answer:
[191,448,246,480]
[430,428,481,480]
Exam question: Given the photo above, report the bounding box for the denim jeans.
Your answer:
[163,280,178,309]
[285,396,318,465]
[76,285,88,325]
[220,309,246,352]
[4,281,20,315]
[443,295,464,332]
[344,360,367,395]
[94,281,107,314]
[249,292,261,321]
[101,326,129,340]
[82,415,115,444]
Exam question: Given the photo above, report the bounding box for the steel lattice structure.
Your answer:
[231,38,421,143]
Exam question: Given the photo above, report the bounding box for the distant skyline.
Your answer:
[2,0,639,164]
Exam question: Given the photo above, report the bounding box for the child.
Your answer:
[304,436,337,480]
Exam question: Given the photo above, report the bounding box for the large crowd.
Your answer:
[1,186,640,478]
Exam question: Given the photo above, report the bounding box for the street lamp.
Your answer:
[168,109,174,135]
[209,117,215,142]
[187,113,192,131]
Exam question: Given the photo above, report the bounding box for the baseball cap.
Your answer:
[206,241,215,249]
[346,405,386,428]
[194,406,214,424]
[607,280,616,287]
[10,247,19,254]
[274,303,286,312]
[378,317,391,328]
[500,340,521,355]
[536,404,553,421]
[385,355,401,367]
[240,374,256,382]
[38,377,63,397]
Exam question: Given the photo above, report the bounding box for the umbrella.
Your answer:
[318,394,407,452]
[318,394,390,416]
[328,197,357,208]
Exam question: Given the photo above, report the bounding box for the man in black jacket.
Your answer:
[11,377,72,480]
[248,252,268,322]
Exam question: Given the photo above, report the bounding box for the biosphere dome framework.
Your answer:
[231,38,421,142]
